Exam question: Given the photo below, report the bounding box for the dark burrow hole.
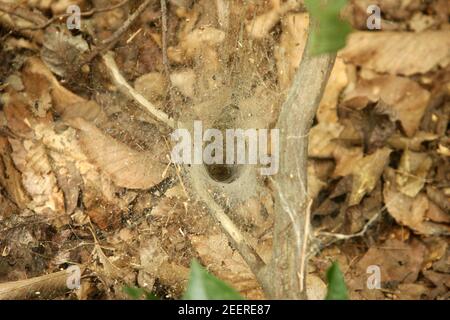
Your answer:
[204,163,242,183]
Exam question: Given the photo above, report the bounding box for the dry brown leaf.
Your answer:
[68,117,166,190]
[190,233,265,299]
[408,12,438,32]
[387,131,438,151]
[245,0,298,39]
[317,58,348,123]
[21,68,52,118]
[426,186,450,213]
[308,123,344,158]
[341,31,450,76]
[352,0,422,21]
[384,168,450,236]
[349,147,391,206]
[426,201,450,224]
[2,91,36,139]
[50,152,81,216]
[34,123,121,207]
[22,57,86,115]
[61,100,108,125]
[8,138,65,216]
[0,138,30,209]
[137,237,169,291]
[307,163,327,200]
[396,150,432,197]
[50,0,86,15]
[422,270,450,290]
[396,283,428,300]
[344,75,430,137]
[332,145,363,177]
[306,274,327,300]
[437,144,450,157]
[357,239,426,284]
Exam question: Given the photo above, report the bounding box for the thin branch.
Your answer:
[187,171,268,284]
[0,266,84,299]
[160,0,171,80]
[85,0,152,62]
[263,18,336,299]
[315,210,383,242]
[102,51,176,129]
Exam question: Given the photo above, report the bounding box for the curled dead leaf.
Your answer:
[68,117,166,190]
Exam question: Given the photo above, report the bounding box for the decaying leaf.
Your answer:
[22,57,86,115]
[41,26,89,78]
[67,117,166,190]
[396,150,432,197]
[190,233,265,299]
[357,239,426,284]
[317,58,348,124]
[387,131,438,151]
[349,147,391,206]
[384,168,450,236]
[0,138,30,209]
[309,122,344,158]
[8,138,65,217]
[344,75,430,137]
[332,145,363,177]
[341,31,450,76]
[245,0,298,40]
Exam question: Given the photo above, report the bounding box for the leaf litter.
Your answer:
[0,0,448,300]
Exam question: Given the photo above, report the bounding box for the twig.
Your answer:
[102,51,176,129]
[160,0,171,80]
[85,0,152,62]
[0,266,84,299]
[315,210,383,241]
[313,199,392,252]
[193,184,267,282]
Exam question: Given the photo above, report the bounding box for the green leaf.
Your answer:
[183,260,243,300]
[325,262,349,300]
[305,0,352,55]
[123,286,158,300]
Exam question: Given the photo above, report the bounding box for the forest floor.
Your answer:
[0,0,449,300]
